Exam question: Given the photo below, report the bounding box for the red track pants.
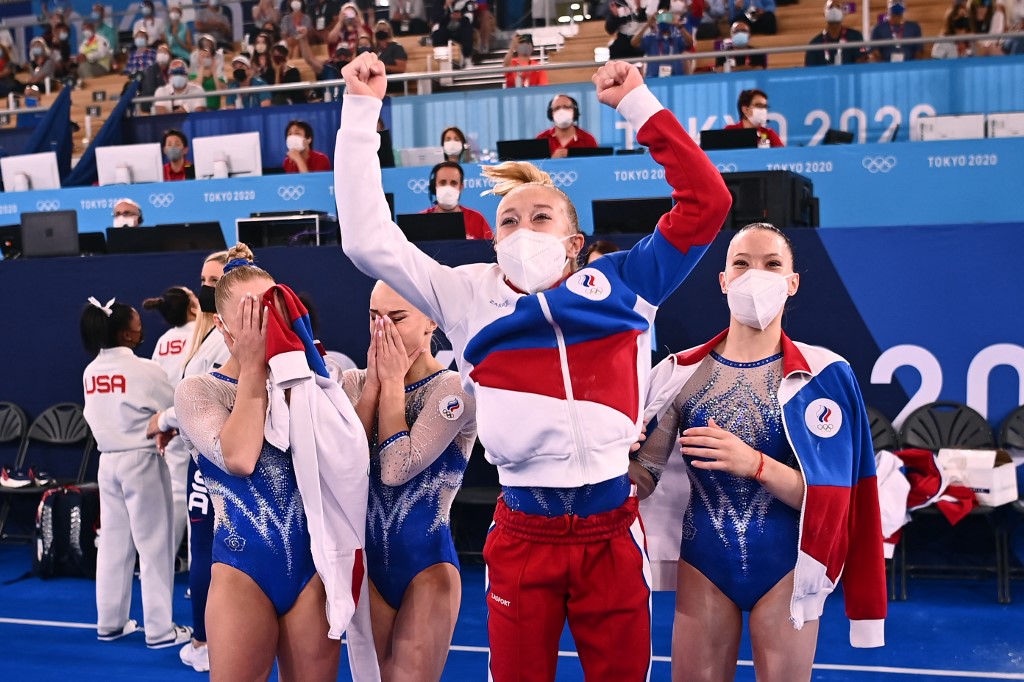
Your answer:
[483,495,652,682]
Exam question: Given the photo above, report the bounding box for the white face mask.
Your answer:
[443,140,464,157]
[435,185,460,210]
[156,52,170,65]
[747,106,768,127]
[552,108,575,130]
[725,269,793,330]
[170,74,188,89]
[496,230,573,294]
[286,134,307,151]
[291,1,302,10]
[825,7,844,22]
[113,215,139,228]
[670,0,686,12]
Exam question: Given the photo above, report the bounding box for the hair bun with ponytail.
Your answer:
[482,162,554,197]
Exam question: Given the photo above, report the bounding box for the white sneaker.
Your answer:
[97,619,141,642]
[147,624,193,649]
[179,641,210,672]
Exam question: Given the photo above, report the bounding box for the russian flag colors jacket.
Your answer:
[261,284,371,642]
[641,330,887,648]
[336,86,732,488]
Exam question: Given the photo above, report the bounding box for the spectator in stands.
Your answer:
[731,0,777,35]
[374,21,408,73]
[605,0,651,59]
[503,34,549,87]
[113,199,143,228]
[154,60,207,113]
[138,44,171,113]
[716,20,766,71]
[330,3,372,53]
[135,0,167,47]
[91,3,118,51]
[536,94,599,158]
[283,0,315,52]
[166,5,193,61]
[633,8,694,77]
[227,55,271,108]
[871,0,923,61]
[191,46,226,109]
[932,10,974,57]
[253,0,282,36]
[0,46,21,98]
[390,0,430,35]
[25,38,57,88]
[126,29,159,76]
[267,42,308,104]
[419,162,493,240]
[195,0,234,50]
[77,20,112,79]
[584,240,621,265]
[44,21,73,76]
[356,0,377,27]
[190,33,225,80]
[297,27,350,99]
[432,0,476,64]
[309,0,342,43]
[162,129,196,180]
[806,0,866,65]
[994,0,1024,53]
[251,30,272,63]
[441,126,475,163]
[283,119,332,173]
[702,0,730,35]
[475,0,497,51]
[724,88,783,147]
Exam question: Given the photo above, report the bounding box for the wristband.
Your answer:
[754,450,766,483]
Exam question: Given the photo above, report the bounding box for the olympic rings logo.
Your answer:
[407,178,430,194]
[862,156,897,174]
[548,171,578,188]
[815,423,835,433]
[716,163,739,173]
[277,185,306,201]
[148,193,174,208]
[35,199,60,211]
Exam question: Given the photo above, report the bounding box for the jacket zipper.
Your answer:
[537,293,588,482]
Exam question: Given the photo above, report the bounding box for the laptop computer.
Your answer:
[591,197,672,235]
[699,128,760,151]
[399,147,445,167]
[106,223,226,254]
[567,147,614,158]
[396,212,466,241]
[823,129,855,145]
[497,139,551,161]
[20,210,79,258]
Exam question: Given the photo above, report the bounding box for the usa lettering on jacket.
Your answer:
[157,339,187,356]
[85,375,127,394]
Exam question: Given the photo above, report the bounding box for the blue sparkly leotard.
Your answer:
[345,369,476,611]
[178,372,316,616]
[644,351,800,611]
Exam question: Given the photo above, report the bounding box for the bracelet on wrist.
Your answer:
[754,450,766,483]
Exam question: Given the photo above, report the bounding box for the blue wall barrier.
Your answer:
[1,137,1021,242]
[1,223,1021,436]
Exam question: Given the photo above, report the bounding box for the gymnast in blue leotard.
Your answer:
[174,245,341,682]
[342,282,477,681]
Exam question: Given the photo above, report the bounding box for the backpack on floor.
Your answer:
[34,484,100,579]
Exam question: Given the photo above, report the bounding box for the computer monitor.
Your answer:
[699,128,760,151]
[396,212,466,241]
[79,232,108,255]
[237,214,338,247]
[591,197,672,235]
[567,147,614,158]
[0,152,61,191]
[96,143,164,185]
[497,139,551,161]
[106,222,227,254]
[19,210,79,258]
[192,132,263,179]
[823,129,854,145]
[399,147,445,167]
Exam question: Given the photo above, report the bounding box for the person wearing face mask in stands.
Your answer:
[91,3,118,51]
[870,0,923,61]
[166,5,194,61]
[503,33,549,87]
[374,21,407,73]
[635,223,886,682]
[196,0,234,50]
[296,27,350,101]
[715,20,766,71]
[723,88,783,147]
[634,8,694,77]
[126,29,158,76]
[536,94,599,159]
[190,33,225,80]
[46,22,73,76]
[161,129,196,181]
[25,38,57,88]
[805,0,866,66]
[266,42,308,104]
[440,126,474,163]
[112,199,144,228]
[154,60,207,113]
[418,162,493,240]
[139,43,172,113]
[134,0,167,46]
[77,20,112,78]
[227,55,271,108]
[283,120,332,173]
[931,5,974,58]
[282,0,315,52]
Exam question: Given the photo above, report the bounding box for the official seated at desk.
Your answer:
[418,162,493,240]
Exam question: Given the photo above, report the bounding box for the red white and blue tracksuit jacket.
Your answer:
[335,86,732,489]
[641,330,887,648]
